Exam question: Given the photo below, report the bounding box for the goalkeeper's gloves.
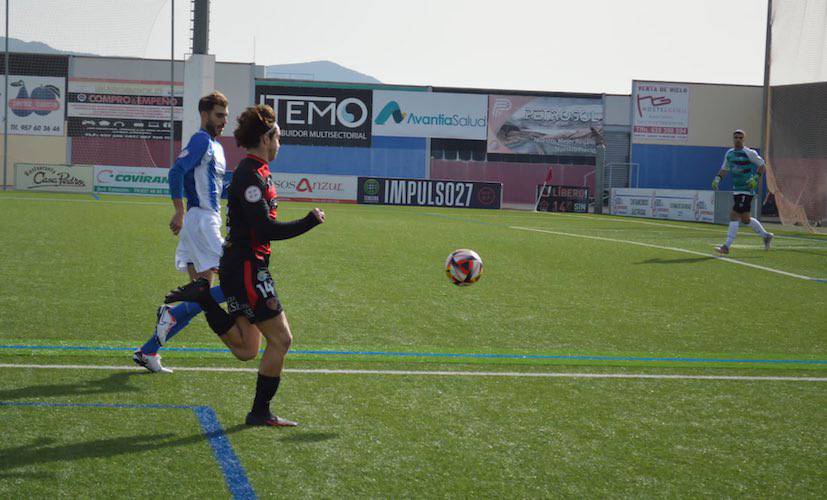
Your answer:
[747,175,759,191]
[712,175,722,190]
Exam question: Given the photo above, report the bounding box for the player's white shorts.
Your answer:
[175,207,224,273]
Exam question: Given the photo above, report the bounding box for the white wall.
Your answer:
[71,56,184,82]
[603,94,631,126]
[215,61,257,137]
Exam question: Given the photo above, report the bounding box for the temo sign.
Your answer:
[270,173,357,203]
[255,83,372,148]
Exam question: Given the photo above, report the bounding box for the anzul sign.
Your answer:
[270,173,357,203]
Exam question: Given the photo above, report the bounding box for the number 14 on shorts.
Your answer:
[255,270,276,297]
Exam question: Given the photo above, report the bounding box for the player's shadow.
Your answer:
[0,424,250,473]
[637,256,715,265]
[638,254,762,265]
[0,372,143,401]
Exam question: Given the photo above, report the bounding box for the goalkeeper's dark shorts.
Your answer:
[219,247,283,324]
[732,194,753,214]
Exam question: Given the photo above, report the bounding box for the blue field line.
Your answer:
[0,401,255,500]
[1,344,825,365]
[193,406,256,500]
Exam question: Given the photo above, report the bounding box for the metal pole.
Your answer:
[760,0,772,156]
[594,144,605,214]
[169,0,175,169]
[424,85,432,180]
[758,0,772,216]
[3,0,9,190]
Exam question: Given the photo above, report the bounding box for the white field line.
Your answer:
[473,210,827,242]
[468,210,731,233]
[0,195,386,210]
[5,194,827,241]
[6,194,826,248]
[0,195,169,207]
[0,363,825,382]
[711,243,825,250]
[511,225,823,282]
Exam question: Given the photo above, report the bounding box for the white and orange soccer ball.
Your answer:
[444,249,483,286]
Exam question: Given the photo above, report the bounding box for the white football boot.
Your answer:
[132,350,173,374]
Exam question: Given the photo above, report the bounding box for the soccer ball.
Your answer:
[444,249,483,286]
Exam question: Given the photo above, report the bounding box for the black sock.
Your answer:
[251,373,280,416]
[197,295,234,336]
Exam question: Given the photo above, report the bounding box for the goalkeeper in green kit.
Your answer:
[711,129,774,255]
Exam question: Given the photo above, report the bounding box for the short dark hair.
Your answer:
[234,104,276,148]
[198,91,228,113]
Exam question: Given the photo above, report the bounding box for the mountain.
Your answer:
[0,37,96,56]
[265,60,381,84]
[2,38,380,84]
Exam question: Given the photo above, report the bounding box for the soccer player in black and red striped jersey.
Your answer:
[165,104,325,427]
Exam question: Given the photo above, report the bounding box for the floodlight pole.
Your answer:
[192,0,210,55]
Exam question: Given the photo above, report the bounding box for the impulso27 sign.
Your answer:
[357,177,501,209]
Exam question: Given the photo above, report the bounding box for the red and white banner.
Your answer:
[632,81,690,141]
[270,173,357,203]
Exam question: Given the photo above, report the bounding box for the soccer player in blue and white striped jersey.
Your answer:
[133,91,230,373]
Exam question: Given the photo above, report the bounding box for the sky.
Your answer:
[7,0,769,94]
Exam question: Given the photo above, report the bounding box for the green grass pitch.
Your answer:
[0,191,825,497]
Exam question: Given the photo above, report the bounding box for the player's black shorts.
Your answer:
[219,247,283,324]
[732,194,753,214]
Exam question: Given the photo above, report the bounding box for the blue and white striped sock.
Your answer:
[140,286,225,354]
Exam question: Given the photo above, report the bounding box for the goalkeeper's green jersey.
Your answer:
[721,147,765,195]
